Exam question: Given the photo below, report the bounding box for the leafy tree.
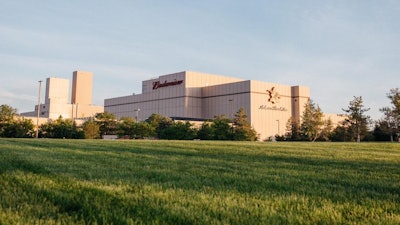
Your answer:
[300,99,324,142]
[1,118,34,138]
[159,121,196,140]
[82,117,100,139]
[211,115,232,140]
[379,88,400,142]
[232,108,258,141]
[145,113,173,138]
[133,122,154,139]
[0,104,17,122]
[146,113,164,128]
[118,117,154,139]
[95,112,118,138]
[117,117,136,138]
[197,122,214,140]
[342,96,371,142]
[40,116,84,139]
[0,104,18,135]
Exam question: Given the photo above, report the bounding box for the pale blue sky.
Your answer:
[1,1,399,120]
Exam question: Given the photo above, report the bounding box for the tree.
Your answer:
[117,117,136,138]
[1,118,34,138]
[159,121,196,140]
[95,112,118,138]
[232,108,258,141]
[379,88,400,142]
[118,117,154,139]
[145,113,173,138]
[82,117,100,139]
[133,122,154,139]
[285,117,301,141]
[0,104,17,122]
[0,104,18,135]
[330,121,355,142]
[372,120,392,141]
[211,115,232,140]
[300,99,324,142]
[342,96,371,142]
[197,122,214,140]
[40,116,84,139]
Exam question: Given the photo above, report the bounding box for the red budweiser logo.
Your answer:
[152,80,184,89]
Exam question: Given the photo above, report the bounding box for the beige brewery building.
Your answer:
[21,71,103,123]
[104,71,328,140]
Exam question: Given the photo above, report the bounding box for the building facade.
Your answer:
[72,71,93,105]
[21,71,103,122]
[105,71,312,140]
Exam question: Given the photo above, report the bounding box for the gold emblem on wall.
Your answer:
[266,87,280,104]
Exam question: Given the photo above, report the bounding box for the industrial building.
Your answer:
[104,71,330,140]
[21,71,103,122]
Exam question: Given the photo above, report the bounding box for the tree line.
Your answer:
[0,107,258,141]
[283,88,400,142]
[1,88,399,142]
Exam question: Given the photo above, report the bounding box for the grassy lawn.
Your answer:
[0,139,399,224]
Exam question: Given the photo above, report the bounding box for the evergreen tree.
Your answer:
[342,96,371,142]
[232,108,258,141]
[285,117,301,141]
[379,88,400,142]
[300,99,324,142]
[372,120,391,141]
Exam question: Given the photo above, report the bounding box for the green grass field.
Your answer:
[0,139,399,224]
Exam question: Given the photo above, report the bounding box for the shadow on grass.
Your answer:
[1,139,399,206]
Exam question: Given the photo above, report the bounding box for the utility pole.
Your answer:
[36,80,43,138]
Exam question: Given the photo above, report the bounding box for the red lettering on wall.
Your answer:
[152,80,184,89]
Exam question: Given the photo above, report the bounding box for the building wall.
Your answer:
[105,71,246,120]
[249,81,294,140]
[104,71,311,140]
[202,80,251,120]
[72,71,93,105]
[186,71,245,119]
[45,77,69,105]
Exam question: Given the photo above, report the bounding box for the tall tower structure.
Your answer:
[45,77,69,104]
[71,71,93,105]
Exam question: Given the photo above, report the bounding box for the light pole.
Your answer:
[228,99,234,140]
[228,99,234,119]
[134,108,140,122]
[36,80,43,138]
